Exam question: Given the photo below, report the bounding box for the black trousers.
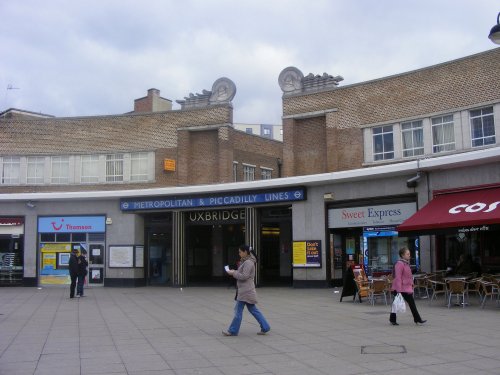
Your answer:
[70,274,78,298]
[390,292,422,323]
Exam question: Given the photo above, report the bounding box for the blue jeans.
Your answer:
[228,301,270,335]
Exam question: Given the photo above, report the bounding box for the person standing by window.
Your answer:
[222,245,270,336]
[389,247,427,326]
[77,249,88,297]
[68,249,79,299]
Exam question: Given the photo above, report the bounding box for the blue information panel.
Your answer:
[120,187,306,211]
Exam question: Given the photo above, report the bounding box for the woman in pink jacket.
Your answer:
[390,247,426,326]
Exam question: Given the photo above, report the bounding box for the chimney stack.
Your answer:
[134,88,172,113]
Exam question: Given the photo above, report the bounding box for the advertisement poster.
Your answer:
[292,240,321,267]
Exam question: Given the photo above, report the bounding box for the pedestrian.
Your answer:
[77,249,88,297]
[389,246,426,326]
[68,249,79,298]
[222,245,270,336]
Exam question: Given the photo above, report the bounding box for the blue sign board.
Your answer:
[120,188,306,211]
[38,216,105,233]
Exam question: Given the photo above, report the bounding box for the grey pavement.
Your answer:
[0,286,499,375]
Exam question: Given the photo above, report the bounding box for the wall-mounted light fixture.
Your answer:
[488,12,500,44]
[26,200,36,209]
[406,172,421,188]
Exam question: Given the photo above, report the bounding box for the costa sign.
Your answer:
[449,201,500,214]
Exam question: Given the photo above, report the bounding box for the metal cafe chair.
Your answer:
[428,279,448,305]
[447,279,467,308]
[368,279,389,305]
[479,280,500,309]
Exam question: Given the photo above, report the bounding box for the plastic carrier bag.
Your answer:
[391,293,406,313]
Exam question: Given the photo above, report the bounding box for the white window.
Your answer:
[432,115,455,153]
[373,125,394,161]
[280,128,283,135]
[470,107,495,147]
[106,154,124,182]
[27,156,45,184]
[263,128,271,136]
[401,120,423,157]
[243,165,255,181]
[1,156,21,184]
[130,152,148,181]
[81,155,100,183]
[261,168,272,180]
[51,156,70,184]
[233,162,238,182]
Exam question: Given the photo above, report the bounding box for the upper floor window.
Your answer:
[470,107,495,147]
[81,155,99,183]
[243,164,255,181]
[401,120,423,157]
[233,162,238,182]
[51,156,69,184]
[106,154,123,182]
[27,156,45,184]
[373,125,394,161]
[432,115,455,153]
[1,156,20,185]
[263,128,271,136]
[261,168,272,180]
[245,128,253,134]
[130,152,148,181]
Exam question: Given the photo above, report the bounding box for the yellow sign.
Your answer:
[164,158,176,171]
[42,253,56,269]
[40,243,71,252]
[292,241,306,266]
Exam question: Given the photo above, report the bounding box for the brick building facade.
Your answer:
[281,48,500,176]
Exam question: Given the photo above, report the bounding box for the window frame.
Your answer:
[372,125,394,161]
[470,107,495,147]
[243,164,256,181]
[401,120,424,158]
[1,156,21,185]
[106,153,124,182]
[27,156,45,184]
[50,156,70,184]
[130,152,149,182]
[432,114,455,153]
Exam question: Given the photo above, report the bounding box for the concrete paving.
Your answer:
[0,285,499,375]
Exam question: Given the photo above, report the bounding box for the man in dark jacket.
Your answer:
[68,249,79,298]
[77,250,88,297]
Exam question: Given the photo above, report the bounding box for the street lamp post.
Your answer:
[488,12,500,44]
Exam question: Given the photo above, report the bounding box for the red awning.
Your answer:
[397,187,500,235]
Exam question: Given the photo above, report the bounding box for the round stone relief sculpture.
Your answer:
[278,67,304,92]
[209,77,236,103]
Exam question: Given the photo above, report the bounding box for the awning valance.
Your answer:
[397,187,500,235]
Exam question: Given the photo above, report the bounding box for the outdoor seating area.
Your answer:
[413,272,500,309]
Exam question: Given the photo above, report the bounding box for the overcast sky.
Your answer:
[1,1,498,124]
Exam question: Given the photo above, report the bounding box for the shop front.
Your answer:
[397,184,500,275]
[0,217,24,285]
[38,216,106,286]
[328,199,418,285]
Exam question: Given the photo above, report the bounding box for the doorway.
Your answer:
[147,232,172,285]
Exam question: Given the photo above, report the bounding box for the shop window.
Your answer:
[470,107,495,147]
[432,115,455,153]
[56,233,71,242]
[40,233,56,242]
[373,125,394,161]
[72,233,87,242]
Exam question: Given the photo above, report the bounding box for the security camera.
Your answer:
[406,173,421,188]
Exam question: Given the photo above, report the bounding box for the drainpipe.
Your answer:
[277,158,282,178]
